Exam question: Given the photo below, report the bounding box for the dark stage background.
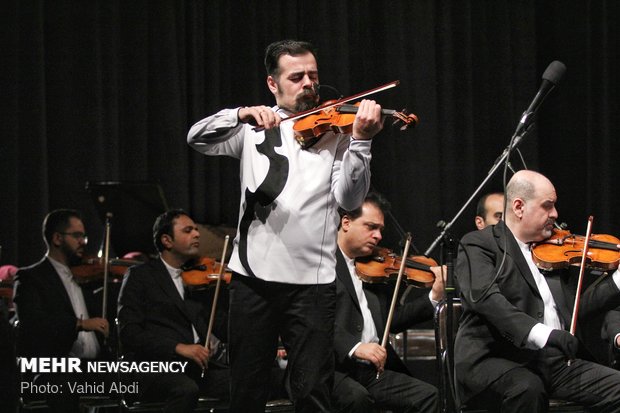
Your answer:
[2,1,618,267]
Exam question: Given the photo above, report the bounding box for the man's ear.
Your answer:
[267,76,278,94]
[341,215,351,231]
[51,232,64,247]
[161,234,173,250]
[513,198,525,219]
[475,216,485,230]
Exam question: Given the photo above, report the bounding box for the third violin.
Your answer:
[531,228,620,272]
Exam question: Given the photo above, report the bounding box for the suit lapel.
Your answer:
[152,260,193,324]
[42,258,77,314]
[493,222,541,297]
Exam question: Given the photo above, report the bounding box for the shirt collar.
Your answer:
[160,256,182,279]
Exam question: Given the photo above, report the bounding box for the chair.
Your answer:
[434,299,585,413]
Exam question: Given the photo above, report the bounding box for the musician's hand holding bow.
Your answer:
[352,99,384,141]
[353,342,386,374]
[545,329,579,360]
[239,106,281,130]
[175,343,210,369]
[78,317,109,337]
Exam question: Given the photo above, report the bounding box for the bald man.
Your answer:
[455,170,620,412]
[474,192,504,230]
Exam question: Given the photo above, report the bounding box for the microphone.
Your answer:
[514,60,566,136]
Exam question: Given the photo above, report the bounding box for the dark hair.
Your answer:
[338,192,391,227]
[43,209,82,245]
[153,209,190,252]
[264,39,317,78]
[476,192,503,218]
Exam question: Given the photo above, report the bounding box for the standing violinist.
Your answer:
[333,192,444,412]
[455,170,620,412]
[187,39,384,412]
[13,209,110,413]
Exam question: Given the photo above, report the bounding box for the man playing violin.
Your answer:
[333,192,444,412]
[117,209,230,412]
[455,170,620,412]
[187,39,384,412]
[13,209,110,413]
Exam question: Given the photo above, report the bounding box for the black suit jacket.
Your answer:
[117,258,208,361]
[455,221,620,403]
[13,258,101,357]
[333,248,434,378]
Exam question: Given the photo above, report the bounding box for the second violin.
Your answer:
[355,247,436,288]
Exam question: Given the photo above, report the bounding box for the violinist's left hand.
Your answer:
[430,265,447,302]
[352,99,384,140]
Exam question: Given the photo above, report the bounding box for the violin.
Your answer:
[71,256,141,283]
[292,101,418,149]
[531,228,620,272]
[182,257,232,287]
[355,247,436,288]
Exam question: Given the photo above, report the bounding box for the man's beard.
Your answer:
[62,243,84,266]
[294,92,319,112]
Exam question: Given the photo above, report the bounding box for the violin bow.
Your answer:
[201,235,229,377]
[101,213,112,321]
[253,80,400,132]
[568,216,593,365]
[377,232,413,379]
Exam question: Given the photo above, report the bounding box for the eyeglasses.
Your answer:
[59,232,88,244]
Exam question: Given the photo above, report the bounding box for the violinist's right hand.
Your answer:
[175,343,210,369]
[238,106,281,130]
[79,317,109,337]
[353,343,386,373]
[545,329,579,360]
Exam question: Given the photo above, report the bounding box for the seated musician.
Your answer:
[13,209,110,413]
[117,209,230,412]
[601,307,620,369]
[455,170,620,412]
[474,192,504,230]
[332,192,444,413]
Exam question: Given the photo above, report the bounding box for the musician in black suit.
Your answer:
[455,170,620,412]
[13,209,110,413]
[117,209,229,413]
[601,307,620,369]
[332,192,443,412]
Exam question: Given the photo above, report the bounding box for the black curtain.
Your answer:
[2,0,618,266]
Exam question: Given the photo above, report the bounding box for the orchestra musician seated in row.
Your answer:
[187,39,384,412]
[333,192,444,413]
[455,170,620,412]
[601,307,620,369]
[117,209,230,412]
[13,209,110,413]
[474,192,504,230]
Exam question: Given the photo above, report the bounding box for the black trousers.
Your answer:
[137,364,229,413]
[228,273,336,412]
[467,350,620,413]
[333,365,439,413]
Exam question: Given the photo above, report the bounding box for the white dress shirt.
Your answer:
[342,251,379,358]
